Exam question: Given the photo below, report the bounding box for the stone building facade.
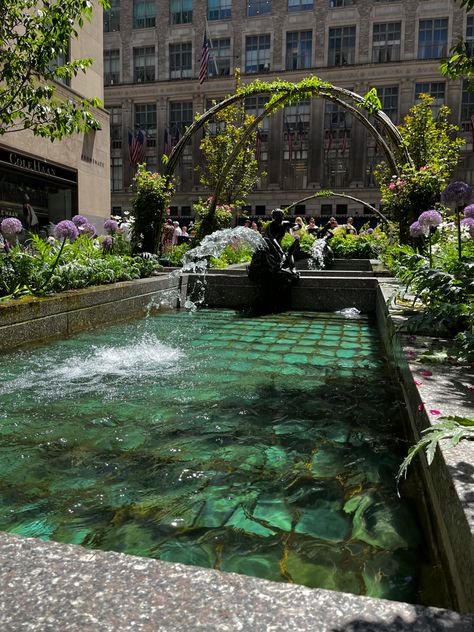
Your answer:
[104,0,474,222]
[0,4,110,229]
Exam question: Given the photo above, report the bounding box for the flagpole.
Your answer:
[205,16,220,76]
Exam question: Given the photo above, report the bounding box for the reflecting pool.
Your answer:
[0,309,448,604]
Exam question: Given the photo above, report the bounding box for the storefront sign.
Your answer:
[0,147,77,183]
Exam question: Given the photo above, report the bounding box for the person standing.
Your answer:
[23,195,39,232]
[344,216,357,235]
[172,220,182,246]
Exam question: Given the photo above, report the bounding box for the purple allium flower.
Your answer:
[461,217,474,237]
[1,217,23,235]
[409,221,426,238]
[418,210,443,229]
[104,219,119,234]
[79,222,97,237]
[366,228,374,234]
[463,204,474,219]
[441,181,472,205]
[53,220,79,241]
[102,235,113,249]
[71,214,88,227]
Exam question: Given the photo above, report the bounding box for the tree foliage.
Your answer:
[131,165,175,254]
[440,1,474,82]
[376,95,464,240]
[0,0,109,140]
[196,74,262,209]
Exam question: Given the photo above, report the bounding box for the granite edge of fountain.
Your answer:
[376,280,474,612]
[0,274,182,349]
[1,532,474,632]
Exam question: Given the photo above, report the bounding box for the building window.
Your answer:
[133,0,156,28]
[466,16,474,55]
[133,47,155,82]
[245,35,271,73]
[171,0,192,24]
[418,19,448,59]
[145,155,158,173]
[247,0,272,17]
[415,82,445,118]
[104,49,120,85]
[329,0,356,7]
[208,0,231,20]
[169,102,193,141]
[461,80,474,129]
[286,31,312,70]
[209,38,231,77]
[135,104,157,147]
[328,26,356,66]
[111,158,123,192]
[110,106,122,149]
[372,22,401,63]
[245,96,270,139]
[104,0,120,32]
[323,101,351,186]
[288,0,313,12]
[377,86,399,123]
[170,42,192,79]
[283,99,310,160]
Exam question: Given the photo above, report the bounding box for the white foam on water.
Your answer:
[0,335,185,397]
[336,307,361,319]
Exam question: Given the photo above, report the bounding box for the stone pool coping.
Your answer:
[0,264,473,627]
[2,532,474,632]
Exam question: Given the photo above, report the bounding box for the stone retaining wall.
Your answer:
[0,275,181,350]
[376,280,474,612]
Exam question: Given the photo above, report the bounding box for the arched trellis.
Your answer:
[158,77,413,250]
[285,191,390,226]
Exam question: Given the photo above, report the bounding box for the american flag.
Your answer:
[255,128,262,162]
[199,32,210,84]
[163,128,172,156]
[128,130,146,165]
[285,121,293,162]
[340,128,348,154]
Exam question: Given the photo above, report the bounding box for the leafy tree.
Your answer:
[376,95,464,241]
[440,1,474,82]
[194,70,264,237]
[131,165,175,254]
[0,0,109,140]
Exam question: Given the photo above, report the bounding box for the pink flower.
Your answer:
[388,182,395,190]
[429,409,441,416]
[407,350,417,357]
[414,380,423,386]
[468,386,474,392]
[419,370,432,377]
[418,403,425,411]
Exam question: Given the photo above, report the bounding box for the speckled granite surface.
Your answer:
[1,533,474,632]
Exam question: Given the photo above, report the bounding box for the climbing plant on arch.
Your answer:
[153,76,412,252]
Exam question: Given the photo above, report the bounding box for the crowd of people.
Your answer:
[159,214,360,254]
[242,215,358,239]
[160,219,193,253]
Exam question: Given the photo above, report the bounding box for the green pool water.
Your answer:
[0,309,447,603]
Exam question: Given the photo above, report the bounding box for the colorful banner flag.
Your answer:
[163,128,172,156]
[255,128,262,162]
[285,121,293,161]
[199,32,210,84]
